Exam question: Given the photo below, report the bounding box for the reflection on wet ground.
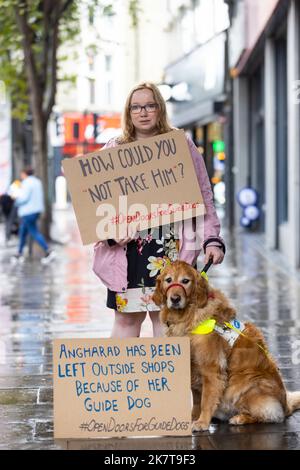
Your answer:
[0,210,300,449]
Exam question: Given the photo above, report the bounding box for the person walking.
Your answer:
[10,167,56,264]
[93,82,225,338]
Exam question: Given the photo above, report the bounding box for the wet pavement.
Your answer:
[0,208,300,450]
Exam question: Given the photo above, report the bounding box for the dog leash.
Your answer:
[200,257,213,281]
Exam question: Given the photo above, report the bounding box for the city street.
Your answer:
[0,208,300,450]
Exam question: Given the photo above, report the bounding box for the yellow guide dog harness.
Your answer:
[191,317,268,355]
[192,317,246,347]
[190,264,268,355]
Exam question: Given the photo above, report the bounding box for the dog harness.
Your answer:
[215,319,246,347]
[191,318,246,347]
[191,318,268,355]
[188,260,268,355]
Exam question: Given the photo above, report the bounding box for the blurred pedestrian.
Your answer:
[10,167,56,264]
[4,179,21,243]
[0,180,21,244]
[7,179,22,200]
[93,82,225,338]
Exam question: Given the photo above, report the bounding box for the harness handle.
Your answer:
[202,257,213,274]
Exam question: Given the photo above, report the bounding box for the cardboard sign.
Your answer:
[53,337,191,438]
[62,129,205,244]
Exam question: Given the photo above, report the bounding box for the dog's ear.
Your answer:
[152,273,165,306]
[193,271,209,308]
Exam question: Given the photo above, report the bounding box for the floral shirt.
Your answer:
[107,225,179,313]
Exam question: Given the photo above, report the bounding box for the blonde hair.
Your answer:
[117,82,174,143]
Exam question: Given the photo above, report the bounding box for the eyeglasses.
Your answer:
[129,103,158,114]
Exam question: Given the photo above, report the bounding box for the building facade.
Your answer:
[50,0,174,200]
[53,0,131,156]
[161,0,230,210]
[227,0,300,268]
[53,0,174,155]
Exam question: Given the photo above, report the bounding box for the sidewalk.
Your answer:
[0,208,300,450]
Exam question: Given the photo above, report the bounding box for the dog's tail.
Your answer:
[286,391,300,415]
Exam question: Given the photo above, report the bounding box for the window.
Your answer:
[195,0,229,45]
[89,78,95,105]
[105,55,112,72]
[181,9,194,53]
[275,36,288,226]
[88,54,94,71]
[73,122,79,139]
[88,6,94,25]
[106,80,112,105]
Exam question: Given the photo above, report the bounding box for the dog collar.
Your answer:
[165,283,187,297]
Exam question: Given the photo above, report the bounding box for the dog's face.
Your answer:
[152,260,208,310]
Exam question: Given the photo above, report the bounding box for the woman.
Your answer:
[93,82,225,338]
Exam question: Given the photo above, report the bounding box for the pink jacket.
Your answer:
[93,134,225,292]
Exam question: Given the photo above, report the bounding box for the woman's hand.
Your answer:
[204,246,224,265]
[117,229,137,247]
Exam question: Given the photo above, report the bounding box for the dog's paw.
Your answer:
[229,414,256,425]
[192,420,210,432]
[229,415,242,425]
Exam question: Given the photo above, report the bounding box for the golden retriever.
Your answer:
[152,260,300,432]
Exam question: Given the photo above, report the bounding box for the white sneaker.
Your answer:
[41,250,56,265]
[10,254,25,265]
